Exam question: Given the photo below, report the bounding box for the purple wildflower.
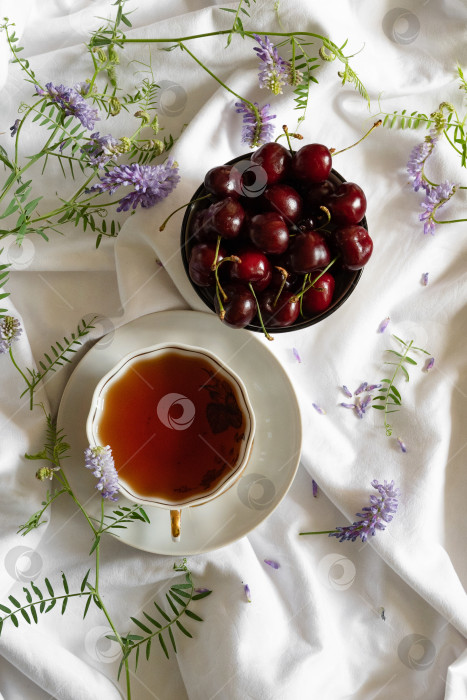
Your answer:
[35,82,99,130]
[342,385,352,398]
[340,402,356,409]
[421,272,429,286]
[253,35,295,95]
[312,479,318,498]
[10,119,20,137]
[0,316,22,353]
[355,394,372,419]
[194,587,211,595]
[424,357,435,372]
[264,559,280,569]
[407,137,437,192]
[367,383,382,392]
[88,159,180,212]
[378,317,390,333]
[81,132,120,168]
[235,101,276,148]
[293,347,302,363]
[244,584,252,602]
[74,81,91,96]
[329,480,400,543]
[420,181,456,235]
[312,403,326,415]
[396,437,407,453]
[354,382,368,395]
[84,445,119,501]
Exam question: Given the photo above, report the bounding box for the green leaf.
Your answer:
[130,617,152,635]
[154,602,170,622]
[166,593,178,616]
[142,611,161,629]
[386,349,403,358]
[145,639,152,661]
[159,633,169,659]
[404,357,417,365]
[61,597,68,615]
[168,626,177,652]
[83,595,92,619]
[10,614,19,628]
[184,609,203,622]
[0,604,11,614]
[372,405,385,410]
[31,582,43,600]
[20,609,31,624]
[45,599,56,613]
[176,620,192,638]
[391,385,401,400]
[45,578,55,597]
[8,595,21,608]
[192,590,212,600]
[169,590,185,606]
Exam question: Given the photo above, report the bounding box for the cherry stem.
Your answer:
[248,283,274,342]
[332,120,382,157]
[159,194,211,231]
[291,255,339,302]
[316,206,331,230]
[273,266,288,307]
[210,235,222,271]
[214,254,242,303]
[282,125,294,156]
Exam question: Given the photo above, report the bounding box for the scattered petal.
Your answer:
[340,402,356,409]
[378,317,390,333]
[312,403,326,415]
[293,347,302,363]
[342,385,352,398]
[421,272,429,286]
[264,559,280,569]
[354,382,368,395]
[366,383,382,392]
[194,587,211,595]
[244,584,252,602]
[396,437,407,453]
[312,479,318,498]
[424,357,435,372]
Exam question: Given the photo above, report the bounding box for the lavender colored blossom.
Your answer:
[342,385,352,398]
[10,119,20,137]
[235,101,276,148]
[396,437,407,453]
[424,357,435,372]
[244,584,252,602]
[329,480,400,543]
[81,132,120,168]
[84,445,119,501]
[35,82,99,130]
[340,402,356,409]
[354,381,368,395]
[378,317,390,333]
[264,559,280,569]
[312,479,318,498]
[74,81,91,96]
[407,137,436,192]
[0,316,22,353]
[293,347,302,363]
[88,159,180,212]
[419,181,456,235]
[366,383,382,392]
[194,587,211,595]
[312,403,326,415]
[421,272,429,286]
[253,34,291,95]
[355,394,372,419]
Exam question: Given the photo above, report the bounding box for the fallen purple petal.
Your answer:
[421,272,429,286]
[264,559,280,569]
[366,383,382,392]
[396,437,407,453]
[194,587,211,594]
[312,403,326,415]
[244,584,252,602]
[293,347,302,363]
[312,479,318,498]
[424,357,435,372]
[340,402,356,409]
[342,385,352,398]
[378,317,390,333]
[354,382,368,395]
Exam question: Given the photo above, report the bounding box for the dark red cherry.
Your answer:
[251,142,292,185]
[269,265,299,291]
[190,208,218,244]
[327,182,367,225]
[229,247,272,292]
[188,242,226,286]
[263,184,303,223]
[334,225,373,270]
[204,164,241,198]
[258,289,300,327]
[292,144,332,183]
[304,179,336,213]
[249,212,289,255]
[289,231,331,274]
[214,283,257,328]
[302,271,335,315]
[205,197,245,239]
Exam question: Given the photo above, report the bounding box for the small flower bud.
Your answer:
[108,45,120,65]
[141,139,165,155]
[97,48,107,63]
[117,136,131,153]
[134,110,151,125]
[108,96,121,116]
[150,115,160,134]
[36,466,55,481]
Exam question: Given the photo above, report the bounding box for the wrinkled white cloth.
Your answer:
[1,1,467,699]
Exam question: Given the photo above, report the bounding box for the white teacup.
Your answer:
[86,343,255,541]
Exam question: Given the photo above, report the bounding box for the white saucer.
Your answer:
[57,310,302,555]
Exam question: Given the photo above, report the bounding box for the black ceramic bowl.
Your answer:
[180,153,366,334]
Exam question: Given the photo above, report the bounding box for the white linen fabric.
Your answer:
[1,1,467,699]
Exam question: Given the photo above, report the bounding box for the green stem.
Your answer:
[291,255,338,302]
[8,346,33,409]
[383,340,413,436]
[299,530,337,535]
[432,216,467,224]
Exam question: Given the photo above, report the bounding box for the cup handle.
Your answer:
[170,510,181,542]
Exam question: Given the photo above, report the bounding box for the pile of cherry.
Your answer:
[186,141,373,336]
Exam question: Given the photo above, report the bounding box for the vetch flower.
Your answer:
[354,381,368,395]
[366,383,382,392]
[378,317,390,333]
[421,272,429,286]
[10,119,20,137]
[342,385,353,398]
[407,136,437,192]
[355,394,372,419]
[312,479,318,498]
[396,437,407,453]
[340,402,355,409]
[35,82,99,130]
[36,465,60,481]
[88,159,180,212]
[235,101,276,148]
[0,316,22,353]
[84,445,119,501]
[264,559,280,569]
[424,357,435,372]
[244,584,252,602]
[81,132,120,168]
[328,479,400,543]
[253,34,292,95]
[312,403,326,415]
[419,181,456,236]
